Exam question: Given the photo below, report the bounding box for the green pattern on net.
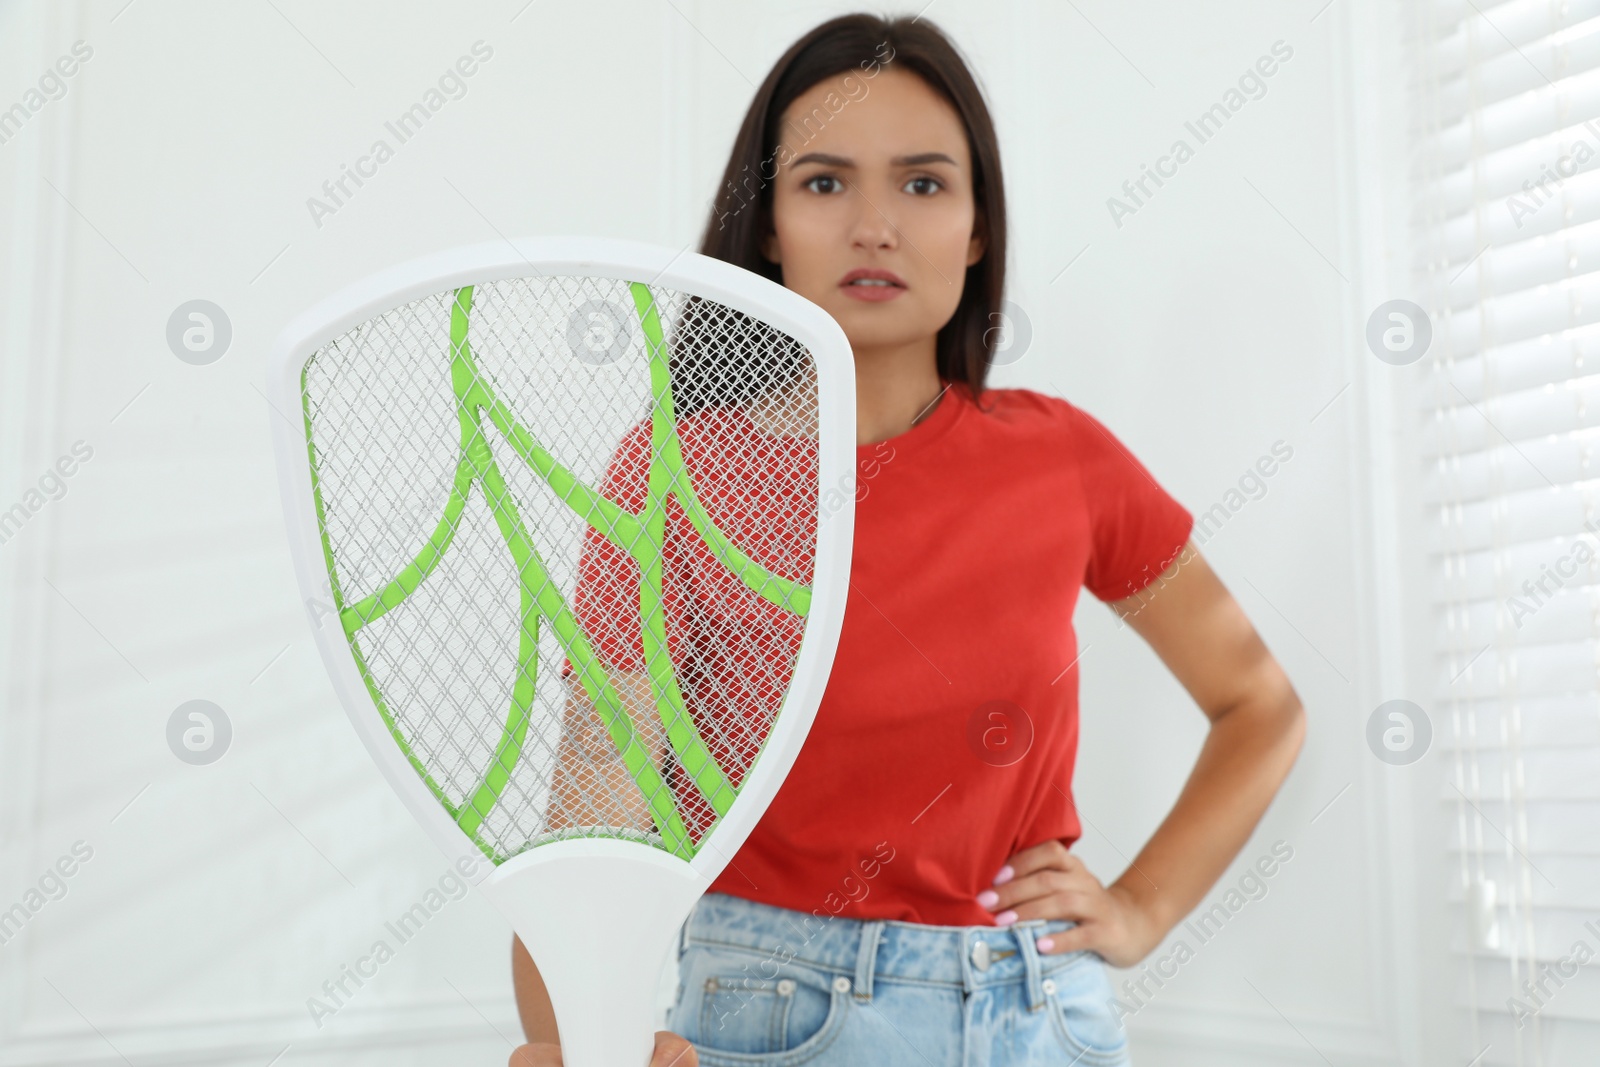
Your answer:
[305,282,811,863]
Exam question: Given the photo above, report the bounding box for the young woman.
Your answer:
[510,14,1304,1066]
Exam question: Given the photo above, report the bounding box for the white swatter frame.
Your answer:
[268,237,855,1064]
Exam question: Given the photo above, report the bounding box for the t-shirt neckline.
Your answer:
[856,379,967,457]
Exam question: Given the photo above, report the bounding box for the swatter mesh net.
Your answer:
[300,275,821,863]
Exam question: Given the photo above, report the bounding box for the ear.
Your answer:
[966,224,986,268]
[761,230,782,265]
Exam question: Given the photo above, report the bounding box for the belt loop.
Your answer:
[678,897,699,957]
[853,921,885,1002]
[1015,923,1046,1011]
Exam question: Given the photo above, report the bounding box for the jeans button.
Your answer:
[777,979,796,996]
[832,975,852,994]
[971,938,991,972]
[1042,978,1057,995]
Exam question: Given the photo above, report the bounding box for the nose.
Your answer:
[845,179,899,252]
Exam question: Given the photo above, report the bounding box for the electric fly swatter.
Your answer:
[268,237,855,1066]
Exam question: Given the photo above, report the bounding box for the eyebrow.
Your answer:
[789,151,960,168]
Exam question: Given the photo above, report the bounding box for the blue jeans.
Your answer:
[667,892,1132,1066]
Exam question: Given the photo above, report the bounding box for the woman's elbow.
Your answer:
[1269,674,1308,765]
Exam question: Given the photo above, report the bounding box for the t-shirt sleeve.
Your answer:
[1066,401,1194,603]
[565,422,653,677]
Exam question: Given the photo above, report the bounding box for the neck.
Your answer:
[853,337,947,446]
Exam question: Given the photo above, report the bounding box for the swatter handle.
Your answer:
[480,841,711,1067]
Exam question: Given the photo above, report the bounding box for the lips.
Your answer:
[839,267,907,302]
[840,268,906,289]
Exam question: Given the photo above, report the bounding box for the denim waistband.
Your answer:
[681,891,1087,1011]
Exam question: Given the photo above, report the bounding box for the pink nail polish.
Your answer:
[976,889,999,908]
[995,909,1018,926]
[1036,937,1055,952]
[993,865,1014,885]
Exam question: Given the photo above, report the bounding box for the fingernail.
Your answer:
[995,909,1017,926]
[992,865,1014,885]
[1036,936,1055,952]
[976,889,999,908]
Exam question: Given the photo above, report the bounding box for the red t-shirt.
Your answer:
[565,380,1193,925]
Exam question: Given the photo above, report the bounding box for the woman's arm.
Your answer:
[514,669,664,1043]
[979,541,1306,967]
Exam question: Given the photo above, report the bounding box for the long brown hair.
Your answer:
[697,13,1007,404]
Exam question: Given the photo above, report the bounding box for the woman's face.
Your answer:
[762,67,984,357]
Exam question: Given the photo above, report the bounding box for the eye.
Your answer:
[804,174,845,195]
[904,175,942,195]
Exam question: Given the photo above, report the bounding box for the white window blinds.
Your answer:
[1413,0,1600,1062]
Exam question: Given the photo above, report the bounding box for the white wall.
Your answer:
[0,1,1451,1064]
